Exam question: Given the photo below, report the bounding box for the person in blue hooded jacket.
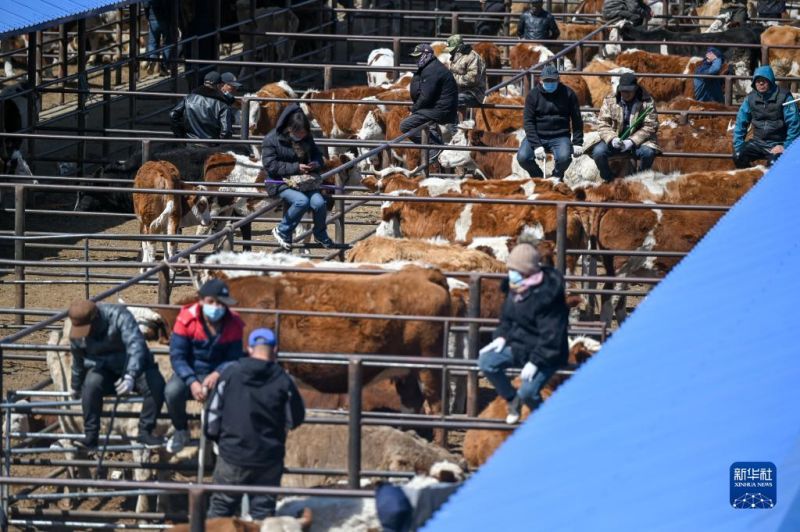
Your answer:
[693,47,724,103]
[733,65,800,168]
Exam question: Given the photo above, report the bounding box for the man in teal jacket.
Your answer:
[733,65,800,168]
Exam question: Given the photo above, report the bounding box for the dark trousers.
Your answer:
[591,140,657,181]
[400,113,443,145]
[82,367,165,438]
[208,455,284,520]
[734,139,781,169]
[164,374,205,431]
[516,136,573,178]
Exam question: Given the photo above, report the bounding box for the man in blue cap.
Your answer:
[205,327,306,519]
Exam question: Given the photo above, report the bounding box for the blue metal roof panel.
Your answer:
[0,0,140,38]
[423,146,800,531]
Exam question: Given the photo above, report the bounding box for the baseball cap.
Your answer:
[618,72,638,92]
[248,328,277,347]
[220,72,242,89]
[68,300,98,339]
[198,279,237,306]
[445,34,463,53]
[410,43,434,57]
[204,71,222,85]
[540,64,559,81]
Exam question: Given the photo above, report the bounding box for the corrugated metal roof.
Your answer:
[424,146,800,531]
[0,0,140,39]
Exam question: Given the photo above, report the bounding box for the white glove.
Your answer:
[572,145,584,156]
[480,337,506,355]
[114,374,135,395]
[520,361,538,382]
[610,137,622,149]
[622,139,635,152]
[534,146,546,161]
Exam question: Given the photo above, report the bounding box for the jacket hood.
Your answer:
[275,102,303,132]
[238,357,283,386]
[707,46,723,59]
[752,65,776,89]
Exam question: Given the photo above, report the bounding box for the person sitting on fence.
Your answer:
[68,300,166,450]
[601,0,652,27]
[733,65,799,169]
[446,35,487,120]
[693,47,725,103]
[169,71,241,142]
[516,64,583,180]
[165,279,244,454]
[517,0,559,41]
[587,72,660,181]
[401,44,459,162]
[205,328,306,520]
[261,103,335,250]
[478,243,568,425]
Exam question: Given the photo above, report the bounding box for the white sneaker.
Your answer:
[166,429,190,454]
[505,395,522,425]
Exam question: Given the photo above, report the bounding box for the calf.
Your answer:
[244,81,297,156]
[133,161,211,269]
[367,48,396,87]
[473,42,503,89]
[761,25,800,91]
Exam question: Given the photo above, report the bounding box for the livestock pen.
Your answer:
[2,0,798,529]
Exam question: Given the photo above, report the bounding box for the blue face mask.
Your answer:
[203,304,226,322]
[542,81,558,93]
[508,270,524,285]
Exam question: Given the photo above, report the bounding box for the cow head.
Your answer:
[324,154,361,189]
[184,185,212,227]
[361,166,416,193]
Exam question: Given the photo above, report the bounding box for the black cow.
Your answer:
[74,145,247,212]
[620,24,765,74]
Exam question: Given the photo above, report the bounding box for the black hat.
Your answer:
[198,279,237,306]
[540,64,559,81]
[618,73,638,92]
[410,43,434,57]
[204,71,222,85]
[220,72,242,89]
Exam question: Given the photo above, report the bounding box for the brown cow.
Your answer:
[583,57,628,108]
[473,41,503,89]
[654,122,735,174]
[245,81,297,155]
[133,161,211,270]
[474,93,525,133]
[761,25,800,91]
[559,22,602,64]
[663,97,737,134]
[614,49,703,102]
[509,43,557,71]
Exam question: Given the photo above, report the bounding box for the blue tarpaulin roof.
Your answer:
[0,0,140,39]
[424,146,800,531]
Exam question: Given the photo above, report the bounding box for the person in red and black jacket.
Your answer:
[165,279,244,453]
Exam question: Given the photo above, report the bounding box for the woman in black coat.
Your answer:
[261,104,332,250]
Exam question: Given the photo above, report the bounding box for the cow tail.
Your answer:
[149,173,175,232]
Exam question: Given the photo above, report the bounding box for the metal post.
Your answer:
[334,172,345,260]
[26,32,37,169]
[451,12,459,34]
[76,19,87,179]
[14,186,26,325]
[141,139,151,162]
[102,68,111,162]
[466,274,481,418]
[761,45,769,67]
[241,96,251,141]
[188,487,206,532]
[347,359,362,490]
[522,72,531,96]
[575,44,584,71]
[323,66,333,91]
[171,0,180,89]
[392,38,401,67]
[556,202,567,274]
[128,3,139,138]
[191,38,201,88]
[115,9,123,86]
[158,268,171,305]
[212,0,222,62]
[84,239,90,299]
[222,223,234,251]
[34,31,42,85]
[724,75,733,106]
[420,127,430,178]
[0,356,5,532]
[59,24,68,105]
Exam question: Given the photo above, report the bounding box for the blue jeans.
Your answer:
[277,188,330,241]
[147,10,173,63]
[516,136,573,178]
[478,345,556,409]
[591,140,657,182]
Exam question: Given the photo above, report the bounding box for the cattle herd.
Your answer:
[2,0,799,529]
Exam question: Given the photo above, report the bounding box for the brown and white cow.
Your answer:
[244,80,297,156]
[614,49,703,102]
[133,161,211,270]
[663,97,738,135]
[761,25,800,91]
[474,93,525,133]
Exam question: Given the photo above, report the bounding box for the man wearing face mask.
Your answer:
[587,72,660,181]
[517,0,559,41]
[165,279,244,454]
[401,43,459,159]
[169,71,240,143]
[478,243,568,424]
[733,65,799,169]
[446,35,487,120]
[516,64,583,180]
[67,300,166,450]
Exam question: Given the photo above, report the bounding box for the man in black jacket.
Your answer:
[602,0,651,26]
[478,243,569,424]
[401,44,459,157]
[205,328,306,519]
[261,103,333,250]
[517,0,560,41]
[516,64,583,180]
[169,71,240,142]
